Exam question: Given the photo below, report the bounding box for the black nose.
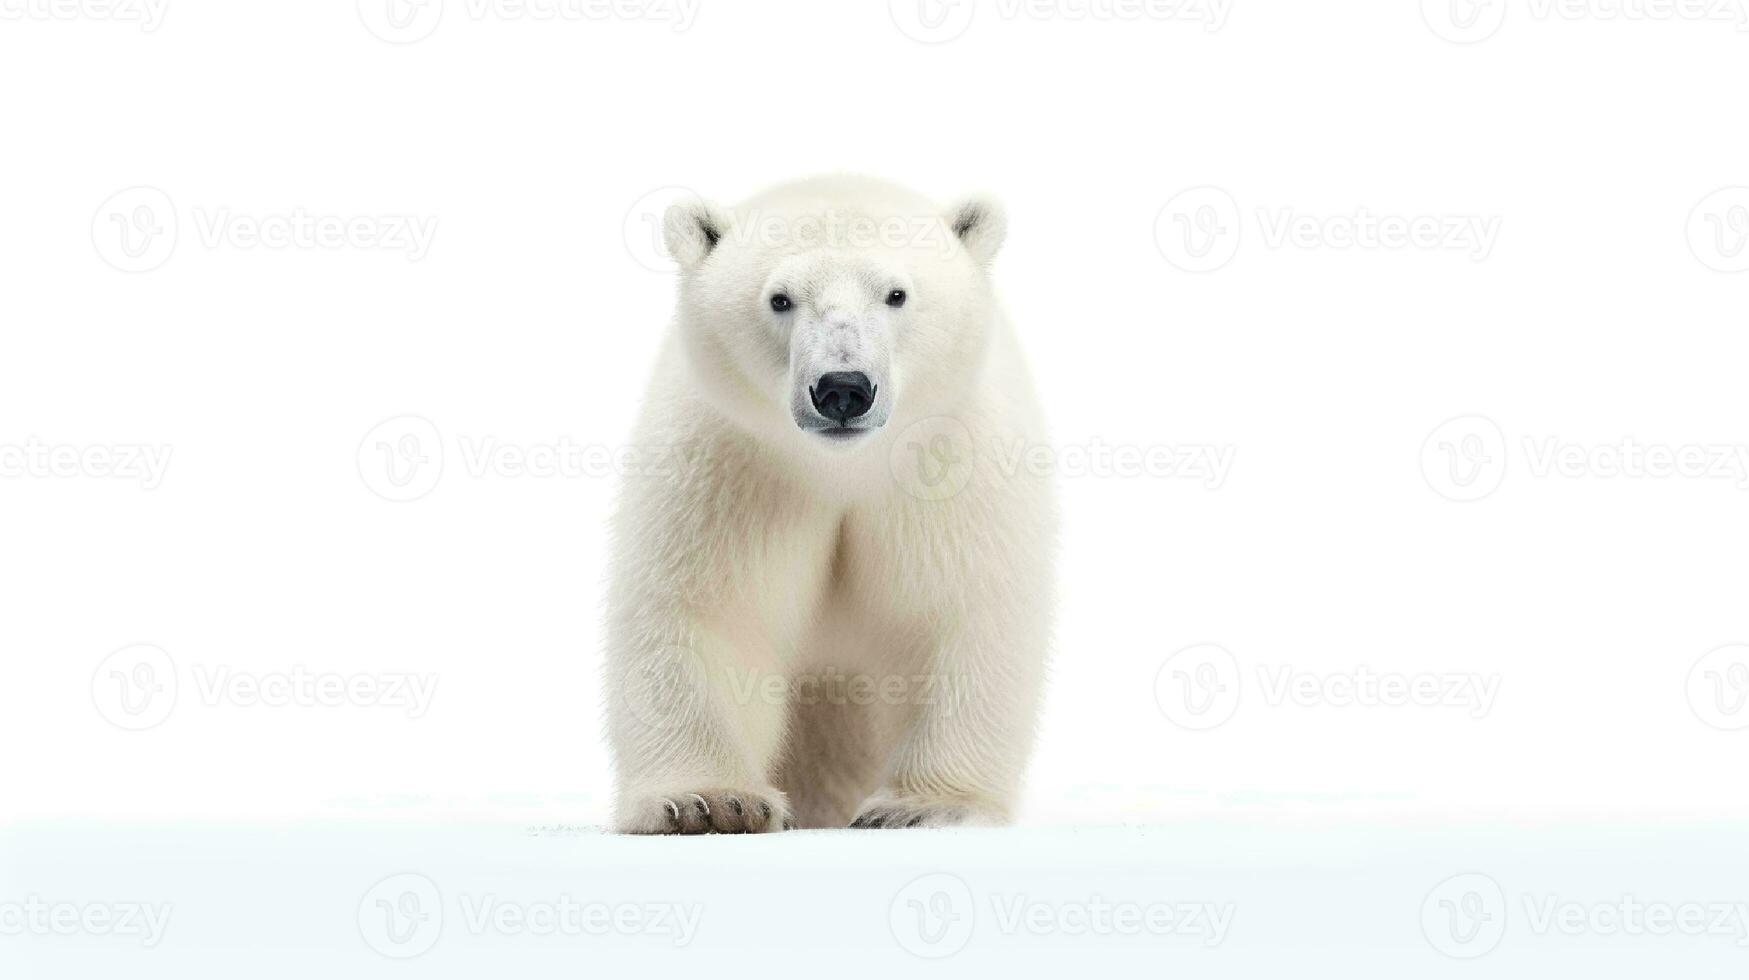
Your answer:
[809,371,876,425]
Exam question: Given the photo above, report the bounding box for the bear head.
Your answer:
[661,175,1006,456]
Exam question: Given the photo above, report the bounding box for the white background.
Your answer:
[3,0,1747,899]
[4,0,1748,827]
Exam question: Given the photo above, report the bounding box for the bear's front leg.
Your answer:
[849,621,1049,829]
[607,631,793,834]
[844,446,1056,830]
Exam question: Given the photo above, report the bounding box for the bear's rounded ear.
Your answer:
[663,196,730,272]
[946,195,1007,266]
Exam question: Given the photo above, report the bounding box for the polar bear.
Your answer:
[605,175,1055,832]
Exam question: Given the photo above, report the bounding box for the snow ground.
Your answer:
[4,819,1747,977]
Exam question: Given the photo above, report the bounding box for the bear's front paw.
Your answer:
[848,794,1003,830]
[618,789,791,835]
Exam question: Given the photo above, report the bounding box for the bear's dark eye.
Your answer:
[886,289,907,308]
[770,294,792,313]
